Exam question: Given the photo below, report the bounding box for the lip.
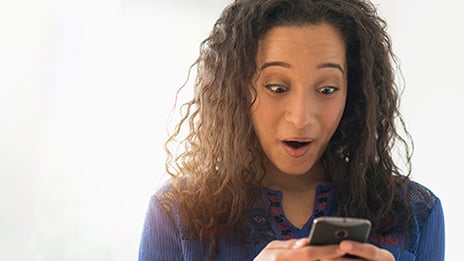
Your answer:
[281,137,314,157]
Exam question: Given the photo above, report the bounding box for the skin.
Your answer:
[251,23,347,228]
[250,24,395,261]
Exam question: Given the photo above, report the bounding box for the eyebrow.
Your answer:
[260,61,291,70]
[317,62,345,74]
[260,61,345,74]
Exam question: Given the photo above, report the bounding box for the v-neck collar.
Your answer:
[261,184,336,239]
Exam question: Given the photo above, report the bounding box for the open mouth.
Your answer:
[284,140,311,149]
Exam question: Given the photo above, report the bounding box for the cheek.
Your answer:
[251,101,270,132]
[251,91,269,122]
[322,101,346,133]
[250,95,280,139]
[250,99,263,134]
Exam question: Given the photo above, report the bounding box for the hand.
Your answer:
[253,238,346,261]
[337,240,395,261]
[253,239,395,261]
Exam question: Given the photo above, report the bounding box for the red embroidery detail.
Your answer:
[314,202,327,210]
[265,186,334,240]
[201,225,230,239]
[370,234,399,245]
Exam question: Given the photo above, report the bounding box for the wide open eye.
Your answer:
[318,86,339,95]
[265,84,288,94]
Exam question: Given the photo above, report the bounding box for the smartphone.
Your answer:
[308,216,371,246]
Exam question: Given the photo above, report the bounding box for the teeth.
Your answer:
[285,141,309,148]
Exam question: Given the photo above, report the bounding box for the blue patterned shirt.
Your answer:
[139,181,445,260]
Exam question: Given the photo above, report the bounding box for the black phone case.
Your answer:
[308,217,371,246]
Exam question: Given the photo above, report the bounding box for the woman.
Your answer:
[139,0,445,260]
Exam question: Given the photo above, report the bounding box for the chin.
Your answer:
[278,165,313,176]
[277,156,320,175]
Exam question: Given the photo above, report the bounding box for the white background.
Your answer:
[0,0,461,260]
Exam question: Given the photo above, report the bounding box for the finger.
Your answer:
[265,238,310,250]
[292,238,309,249]
[299,244,346,259]
[339,240,395,260]
[266,239,301,250]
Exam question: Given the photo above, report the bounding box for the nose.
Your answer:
[284,92,315,129]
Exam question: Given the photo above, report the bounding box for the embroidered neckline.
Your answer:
[262,184,335,239]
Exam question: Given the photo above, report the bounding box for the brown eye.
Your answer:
[319,86,339,95]
[265,84,288,94]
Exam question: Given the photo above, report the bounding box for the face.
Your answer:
[250,24,347,176]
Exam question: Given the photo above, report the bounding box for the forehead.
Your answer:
[256,24,347,67]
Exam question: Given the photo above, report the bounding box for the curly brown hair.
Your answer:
[165,0,413,256]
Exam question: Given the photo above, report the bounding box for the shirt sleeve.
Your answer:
[415,197,445,261]
[138,195,183,261]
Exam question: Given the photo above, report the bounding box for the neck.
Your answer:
[262,160,326,192]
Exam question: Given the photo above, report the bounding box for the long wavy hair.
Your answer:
[165,0,413,256]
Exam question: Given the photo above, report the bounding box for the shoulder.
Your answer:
[139,182,186,260]
[147,182,180,220]
[403,179,444,243]
[405,180,440,220]
[401,180,445,258]
[141,182,184,234]
[152,182,179,209]
[405,180,438,206]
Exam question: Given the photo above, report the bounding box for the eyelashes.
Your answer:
[264,83,340,95]
[318,86,340,95]
[264,83,288,93]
